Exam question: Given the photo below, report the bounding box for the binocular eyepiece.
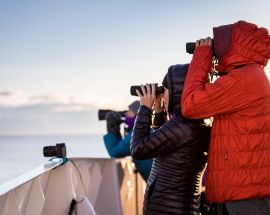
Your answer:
[130,84,164,96]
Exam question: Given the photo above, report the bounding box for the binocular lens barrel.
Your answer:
[98,109,126,120]
[186,42,196,54]
[130,85,164,96]
[98,109,112,120]
[43,143,66,157]
[43,146,57,157]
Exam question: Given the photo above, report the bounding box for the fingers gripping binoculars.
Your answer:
[130,84,164,96]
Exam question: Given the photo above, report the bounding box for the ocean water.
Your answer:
[0,134,108,185]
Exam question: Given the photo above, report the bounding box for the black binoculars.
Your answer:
[98,109,127,120]
[43,143,66,158]
[130,84,164,96]
[186,40,214,54]
[186,42,196,54]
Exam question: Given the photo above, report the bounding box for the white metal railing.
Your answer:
[0,158,64,197]
[0,157,145,215]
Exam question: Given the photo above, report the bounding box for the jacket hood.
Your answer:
[213,24,233,60]
[214,20,270,71]
[166,64,189,114]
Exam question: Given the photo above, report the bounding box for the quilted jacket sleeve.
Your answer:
[130,105,193,160]
[181,46,249,119]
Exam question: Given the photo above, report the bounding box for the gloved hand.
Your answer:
[105,111,122,138]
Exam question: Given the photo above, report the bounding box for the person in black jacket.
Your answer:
[130,64,210,215]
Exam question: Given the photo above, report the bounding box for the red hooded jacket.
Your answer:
[181,21,270,203]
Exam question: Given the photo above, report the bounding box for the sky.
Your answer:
[0,0,269,135]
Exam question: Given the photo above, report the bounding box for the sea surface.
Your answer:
[0,134,108,185]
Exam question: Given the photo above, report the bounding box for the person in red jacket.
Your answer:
[181,20,270,214]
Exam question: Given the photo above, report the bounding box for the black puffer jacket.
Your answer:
[131,64,210,215]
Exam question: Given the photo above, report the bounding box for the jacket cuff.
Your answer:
[138,105,152,116]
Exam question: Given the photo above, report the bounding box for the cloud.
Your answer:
[0,89,136,135]
[0,89,29,107]
[0,89,108,135]
[0,89,131,111]
[0,89,97,111]
[0,91,13,96]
